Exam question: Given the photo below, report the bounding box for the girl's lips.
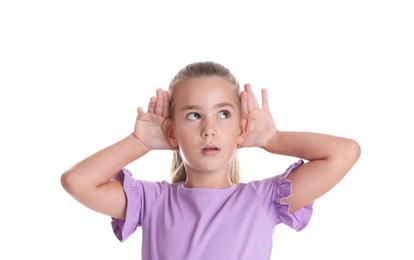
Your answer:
[201,145,220,156]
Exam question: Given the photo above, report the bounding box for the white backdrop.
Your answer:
[1,1,413,259]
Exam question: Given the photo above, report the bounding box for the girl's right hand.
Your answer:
[239,84,278,149]
[133,88,173,150]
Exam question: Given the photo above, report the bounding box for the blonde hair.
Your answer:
[168,61,242,184]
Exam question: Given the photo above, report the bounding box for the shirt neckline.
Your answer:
[178,182,240,195]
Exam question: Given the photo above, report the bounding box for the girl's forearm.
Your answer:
[62,134,149,188]
[262,131,360,162]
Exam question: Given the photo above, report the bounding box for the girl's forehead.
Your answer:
[175,77,236,95]
[184,76,227,84]
[174,78,238,105]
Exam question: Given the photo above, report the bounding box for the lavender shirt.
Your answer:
[111,160,313,259]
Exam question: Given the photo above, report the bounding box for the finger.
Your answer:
[240,90,248,115]
[244,84,254,112]
[162,90,170,117]
[244,83,258,113]
[137,107,145,117]
[261,88,269,110]
[147,96,156,113]
[154,88,164,115]
[250,86,260,109]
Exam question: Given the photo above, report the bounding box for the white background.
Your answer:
[1,1,413,259]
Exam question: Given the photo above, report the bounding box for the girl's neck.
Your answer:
[184,172,233,189]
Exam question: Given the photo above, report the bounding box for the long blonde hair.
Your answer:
[168,61,242,184]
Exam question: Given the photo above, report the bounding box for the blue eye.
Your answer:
[186,112,201,120]
[218,110,230,119]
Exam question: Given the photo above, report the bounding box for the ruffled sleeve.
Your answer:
[274,160,313,231]
[111,168,142,242]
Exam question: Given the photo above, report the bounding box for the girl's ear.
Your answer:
[237,115,249,145]
[162,119,178,148]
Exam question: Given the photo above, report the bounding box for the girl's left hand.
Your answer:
[239,84,278,148]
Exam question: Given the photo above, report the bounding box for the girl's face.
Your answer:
[167,76,246,178]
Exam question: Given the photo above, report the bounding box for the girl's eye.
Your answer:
[218,110,230,119]
[186,112,201,120]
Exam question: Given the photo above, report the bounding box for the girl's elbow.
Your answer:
[61,171,73,193]
[349,139,361,162]
[60,170,82,196]
[341,139,361,169]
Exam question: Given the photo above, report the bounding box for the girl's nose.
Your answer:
[202,130,216,137]
[201,120,217,137]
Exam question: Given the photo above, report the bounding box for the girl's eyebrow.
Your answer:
[180,102,235,112]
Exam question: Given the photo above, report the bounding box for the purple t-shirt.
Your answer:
[111,160,313,259]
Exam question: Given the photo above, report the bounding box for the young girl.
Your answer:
[61,61,361,259]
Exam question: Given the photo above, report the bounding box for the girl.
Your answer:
[61,61,361,259]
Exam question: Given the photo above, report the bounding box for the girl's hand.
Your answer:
[239,84,278,148]
[133,88,173,150]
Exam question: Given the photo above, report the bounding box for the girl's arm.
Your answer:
[61,88,171,219]
[239,84,361,213]
[262,131,360,213]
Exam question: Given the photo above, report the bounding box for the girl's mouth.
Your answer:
[202,145,220,155]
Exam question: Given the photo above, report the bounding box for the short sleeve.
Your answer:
[111,168,142,242]
[274,160,313,231]
[110,169,167,242]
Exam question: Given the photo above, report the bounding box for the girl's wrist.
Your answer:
[130,133,150,152]
[260,130,280,151]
